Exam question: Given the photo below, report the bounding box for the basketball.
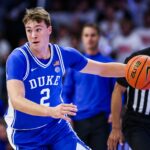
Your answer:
[125,55,150,89]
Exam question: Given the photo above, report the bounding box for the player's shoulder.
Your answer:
[57,45,78,52]
[54,44,80,56]
[7,46,26,64]
[125,47,150,63]
[8,48,23,59]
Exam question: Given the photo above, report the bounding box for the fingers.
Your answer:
[59,104,77,122]
[61,104,78,113]
[60,104,77,119]
[62,107,77,113]
[107,137,118,150]
[61,104,77,111]
[61,115,72,122]
[107,129,124,150]
[61,110,76,116]
[61,103,75,107]
[107,131,120,150]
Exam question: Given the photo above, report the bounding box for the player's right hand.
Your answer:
[107,128,124,150]
[47,103,78,122]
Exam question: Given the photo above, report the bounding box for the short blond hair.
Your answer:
[23,7,51,27]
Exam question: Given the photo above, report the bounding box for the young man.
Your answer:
[107,48,150,150]
[63,24,115,150]
[5,7,125,150]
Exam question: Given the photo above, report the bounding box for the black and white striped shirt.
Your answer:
[126,87,150,115]
[117,47,150,118]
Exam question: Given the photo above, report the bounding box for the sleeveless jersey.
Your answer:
[5,42,87,130]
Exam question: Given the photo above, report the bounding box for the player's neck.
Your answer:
[30,46,51,59]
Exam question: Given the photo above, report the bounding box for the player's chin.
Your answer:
[31,43,41,49]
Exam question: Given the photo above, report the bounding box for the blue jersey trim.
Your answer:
[25,43,54,68]
[54,44,65,75]
[17,48,30,81]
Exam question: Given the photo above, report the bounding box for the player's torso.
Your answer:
[25,54,63,107]
[7,43,65,129]
[23,43,64,107]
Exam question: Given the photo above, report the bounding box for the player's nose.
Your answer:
[31,31,37,38]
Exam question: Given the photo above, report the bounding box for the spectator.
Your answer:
[63,23,115,150]
[99,5,120,43]
[0,32,11,102]
[111,18,142,62]
[127,0,148,26]
[135,10,150,49]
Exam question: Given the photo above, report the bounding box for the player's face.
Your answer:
[25,20,52,51]
[82,27,99,51]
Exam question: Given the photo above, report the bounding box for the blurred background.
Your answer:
[0,0,150,149]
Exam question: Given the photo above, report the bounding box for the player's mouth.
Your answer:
[32,41,40,44]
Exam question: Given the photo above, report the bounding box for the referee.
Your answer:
[107,47,150,150]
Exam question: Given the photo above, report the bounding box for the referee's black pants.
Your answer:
[73,113,110,150]
[122,112,150,150]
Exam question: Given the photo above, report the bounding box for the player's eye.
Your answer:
[26,29,32,33]
[36,28,42,32]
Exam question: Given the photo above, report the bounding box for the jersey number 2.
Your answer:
[40,88,50,106]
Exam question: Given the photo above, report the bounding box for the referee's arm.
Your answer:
[107,82,126,150]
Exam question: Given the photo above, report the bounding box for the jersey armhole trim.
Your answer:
[54,44,65,75]
[18,48,30,80]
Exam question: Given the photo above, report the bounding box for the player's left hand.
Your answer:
[47,103,78,122]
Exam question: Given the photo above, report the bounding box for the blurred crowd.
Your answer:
[0,0,150,149]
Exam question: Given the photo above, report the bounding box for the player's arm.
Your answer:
[61,47,125,77]
[7,79,77,122]
[107,82,126,150]
[80,59,126,77]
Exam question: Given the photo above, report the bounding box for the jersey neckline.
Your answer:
[25,42,54,68]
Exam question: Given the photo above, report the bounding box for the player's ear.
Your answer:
[48,26,52,34]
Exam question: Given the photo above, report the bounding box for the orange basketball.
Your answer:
[125,55,150,89]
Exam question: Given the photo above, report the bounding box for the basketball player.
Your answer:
[63,23,115,150]
[5,7,125,150]
[107,48,150,150]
